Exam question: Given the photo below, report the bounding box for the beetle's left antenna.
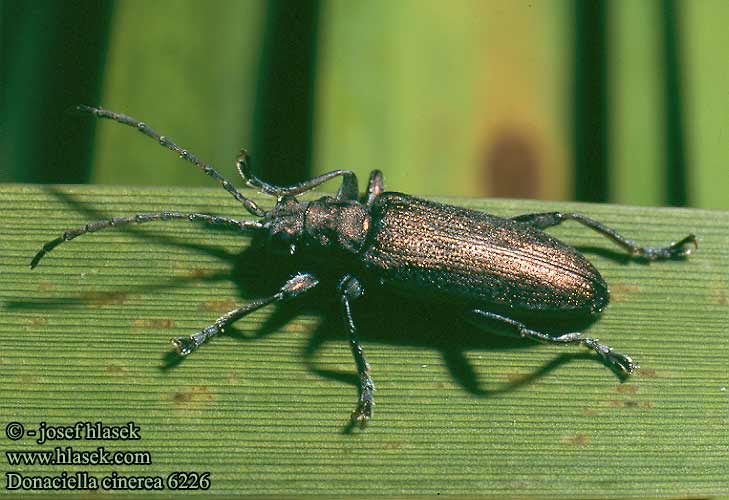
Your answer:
[76,105,265,217]
[30,212,263,269]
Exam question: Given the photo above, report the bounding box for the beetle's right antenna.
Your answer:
[76,105,265,217]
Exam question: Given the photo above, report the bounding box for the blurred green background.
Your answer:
[2,0,728,209]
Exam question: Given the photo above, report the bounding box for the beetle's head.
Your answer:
[261,195,370,256]
[261,194,309,255]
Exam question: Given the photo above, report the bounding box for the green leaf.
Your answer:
[1,184,727,497]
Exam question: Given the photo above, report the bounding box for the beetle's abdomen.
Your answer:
[361,194,608,314]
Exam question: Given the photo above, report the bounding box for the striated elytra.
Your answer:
[31,106,697,428]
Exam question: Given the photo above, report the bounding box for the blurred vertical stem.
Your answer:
[573,0,608,203]
[252,0,320,186]
[0,0,114,183]
[660,0,688,207]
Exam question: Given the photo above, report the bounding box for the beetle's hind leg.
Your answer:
[337,275,375,428]
[467,309,637,374]
[512,212,696,260]
[171,273,319,355]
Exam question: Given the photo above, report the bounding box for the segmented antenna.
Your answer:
[77,105,265,217]
[30,212,262,269]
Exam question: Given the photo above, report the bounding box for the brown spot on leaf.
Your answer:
[610,400,643,408]
[610,285,641,303]
[285,321,317,335]
[616,384,638,394]
[199,299,238,313]
[105,364,128,376]
[382,442,403,450]
[716,289,728,306]
[171,385,215,406]
[29,317,48,326]
[80,291,128,307]
[187,269,218,279]
[131,318,174,329]
[582,407,600,417]
[38,281,55,292]
[562,434,591,446]
[172,392,191,403]
[638,369,658,378]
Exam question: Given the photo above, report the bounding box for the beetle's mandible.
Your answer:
[31,106,697,428]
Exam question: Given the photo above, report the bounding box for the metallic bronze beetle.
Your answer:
[32,106,696,427]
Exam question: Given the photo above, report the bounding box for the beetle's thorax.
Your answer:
[263,196,370,255]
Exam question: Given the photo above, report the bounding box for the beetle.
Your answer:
[31,105,697,427]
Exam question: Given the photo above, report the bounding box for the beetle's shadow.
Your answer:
[8,186,238,314]
[575,246,636,264]
[218,242,618,404]
[16,188,627,406]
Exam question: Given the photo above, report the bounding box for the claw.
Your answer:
[170,336,196,356]
[170,325,220,357]
[606,350,639,374]
[669,234,697,257]
[351,403,373,429]
[581,338,638,375]
[351,376,375,428]
[641,233,698,260]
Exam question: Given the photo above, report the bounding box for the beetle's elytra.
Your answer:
[31,106,697,428]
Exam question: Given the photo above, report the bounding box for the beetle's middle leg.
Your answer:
[468,309,637,374]
[171,273,319,356]
[512,212,696,260]
[337,274,375,427]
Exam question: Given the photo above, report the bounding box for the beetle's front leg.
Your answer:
[235,150,360,201]
[468,309,638,374]
[338,274,375,427]
[171,273,319,355]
